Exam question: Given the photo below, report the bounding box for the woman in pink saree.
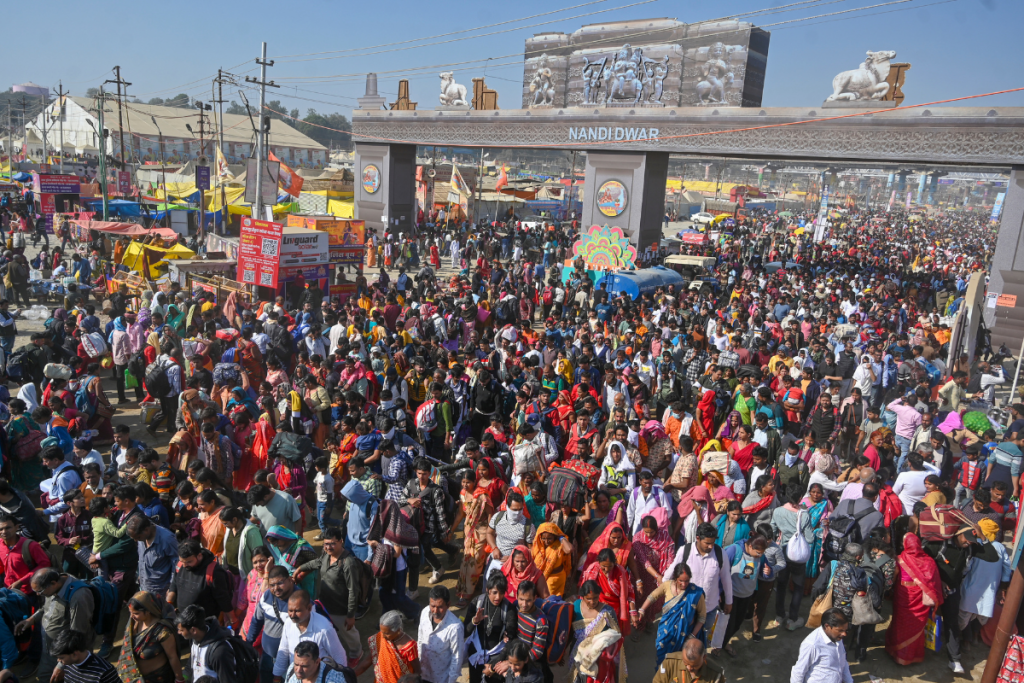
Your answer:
[628,508,675,633]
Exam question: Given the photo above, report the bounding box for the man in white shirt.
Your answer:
[328,317,347,351]
[273,590,347,678]
[417,586,465,683]
[626,470,674,534]
[790,608,854,683]
[892,453,931,515]
[851,355,874,397]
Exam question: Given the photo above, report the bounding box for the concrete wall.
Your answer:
[354,142,417,235]
[581,151,667,251]
[987,166,1024,348]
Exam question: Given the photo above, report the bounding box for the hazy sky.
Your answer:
[2,0,1019,119]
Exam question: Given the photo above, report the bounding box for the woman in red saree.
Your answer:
[580,547,636,636]
[230,411,257,490]
[582,521,632,575]
[473,458,507,510]
[331,419,358,497]
[885,534,943,665]
[500,545,549,603]
[429,243,441,269]
[691,387,718,453]
[628,508,675,631]
[729,424,756,474]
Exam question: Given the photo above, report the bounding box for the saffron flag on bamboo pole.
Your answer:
[450,163,471,197]
[268,151,304,197]
[215,146,234,181]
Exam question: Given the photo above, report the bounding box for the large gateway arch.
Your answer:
[352,104,1024,344]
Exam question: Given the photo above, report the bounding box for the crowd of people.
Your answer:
[0,202,1016,683]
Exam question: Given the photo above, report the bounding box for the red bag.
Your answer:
[14,430,45,461]
[919,504,971,542]
[560,458,599,490]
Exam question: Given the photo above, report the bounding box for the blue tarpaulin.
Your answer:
[82,199,143,217]
[595,266,686,299]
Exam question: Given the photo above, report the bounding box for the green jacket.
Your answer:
[223,522,265,576]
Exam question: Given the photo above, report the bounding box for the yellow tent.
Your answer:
[122,242,196,279]
[308,189,354,200]
[327,199,354,218]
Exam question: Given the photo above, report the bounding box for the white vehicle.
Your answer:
[519,215,549,230]
[691,212,716,225]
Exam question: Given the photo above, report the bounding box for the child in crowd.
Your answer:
[117,447,142,485]
[88,496,127,579]
[313,456,334,541]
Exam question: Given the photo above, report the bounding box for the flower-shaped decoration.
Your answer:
[572,224,637,271]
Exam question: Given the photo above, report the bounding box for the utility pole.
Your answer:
[7,106,12,175]
[194,101,212,236]
[18,97,27,163]
[105,67,131,167]
[96,88,109,220]
[40,91,48,167]
[245,42,278,220]
[213,69,235,234]
[52,82,67,174]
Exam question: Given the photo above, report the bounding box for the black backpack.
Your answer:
[496,298,517,324]
[5,346,30,380]
[128,348,148,380]
[823,504,874,560]
[214,635,260,683]
[144,360,172,399]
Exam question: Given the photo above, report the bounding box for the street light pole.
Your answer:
[96,88,108,221]
[151,116,169,222]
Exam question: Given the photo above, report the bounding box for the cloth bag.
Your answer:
[786,510,811,564]
[851,593,884,625]
[805,564,836,630]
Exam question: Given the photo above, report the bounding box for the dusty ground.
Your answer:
[8,237,993,683]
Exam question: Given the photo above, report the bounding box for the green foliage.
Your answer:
[298,109,351,149]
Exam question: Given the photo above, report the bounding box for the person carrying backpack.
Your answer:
[145,342,182,436]
[421,381,454,461]
[176,604,249,683]
[825,488,884,562]
[167,539,235,621]
[14,568,96,680]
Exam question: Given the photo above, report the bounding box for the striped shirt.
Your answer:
[62,653,121,683]
[516,607,550,662]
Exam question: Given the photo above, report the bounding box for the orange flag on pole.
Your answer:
[268,151,304,197]
[495,165,508,194]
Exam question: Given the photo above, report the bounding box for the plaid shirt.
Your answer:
[383,452,412,504]
[683,348,709,382]
[405,479,450,537]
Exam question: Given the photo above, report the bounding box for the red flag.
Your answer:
[268,151,305,197]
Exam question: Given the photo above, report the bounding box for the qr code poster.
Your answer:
[238,217,283,289]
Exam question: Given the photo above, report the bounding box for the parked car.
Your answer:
[691,212,716,225]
